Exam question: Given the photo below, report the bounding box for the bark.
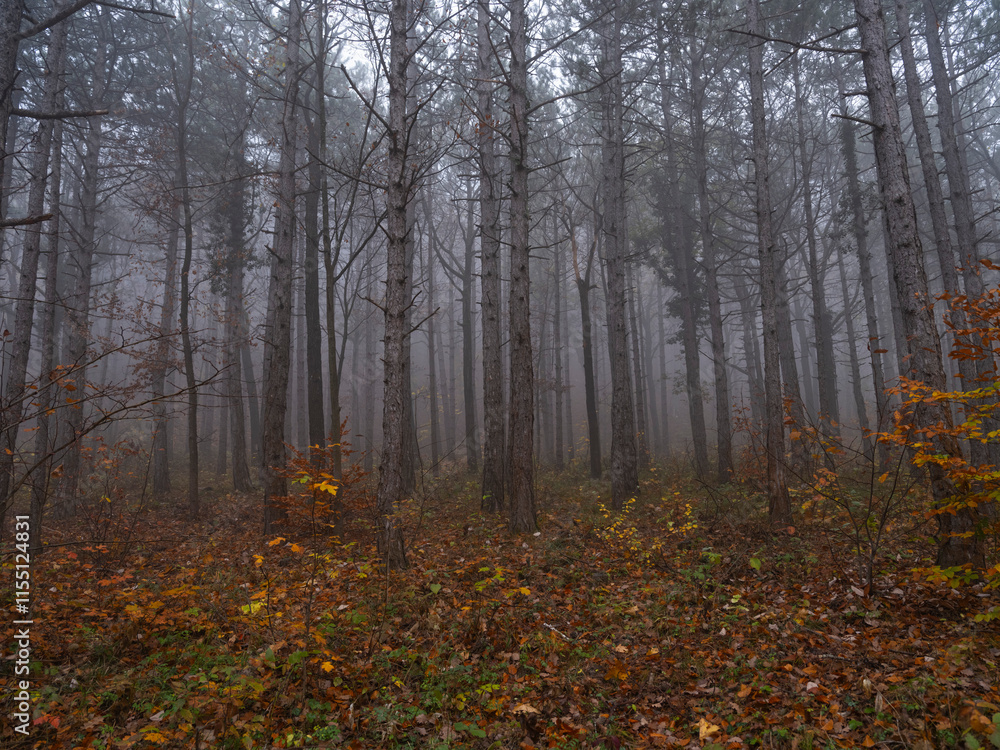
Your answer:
[0,0,27,226]
[601,16,640,490]
[375,0,412,567]
[261,0,302,533]
[507,0,536,532]
[747,0,791,525]
[479,0,504,511]
[852,0,982,567]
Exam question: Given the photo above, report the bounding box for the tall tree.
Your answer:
[507,0,536,532]
[375,0,414,566]
[747,0,791,525]
[261,0,302,533]
[852,0,982,567]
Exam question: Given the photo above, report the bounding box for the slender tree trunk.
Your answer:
[176,84,199,518]
[793,55,839,438]
[304,77,325,461]
[735,273,764,428]
[29,115,63,553]
[56,29,108,517]
[853,0,982,568]
[835,235,873,454]
[261,0,302,533]
[656,283,671,458]
[507,0,536,532]
[461,194,479,471]
[426,222,440,476]
[627,266,649,471]
[152,204,178,495]
[692,52,732,481]
[747,0,791,524]
[479,0,505,510]
[554,234,565,470]
[839,73,888,438]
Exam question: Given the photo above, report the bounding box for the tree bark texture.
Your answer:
[507,0,536,533]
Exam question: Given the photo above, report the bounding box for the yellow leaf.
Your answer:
[268,537,285,547]
[697,717,720,740]
[290,543,304,554]
[321,661,335,673]
[518,586,530,595]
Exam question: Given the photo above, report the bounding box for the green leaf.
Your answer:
[750,557,762,571]
[429,583,442,595]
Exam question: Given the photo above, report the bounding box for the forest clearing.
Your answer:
[1,462,999,749]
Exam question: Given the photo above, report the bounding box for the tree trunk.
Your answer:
[852,0,982,568]
[175,48,199,517]
[55,28,108,517]
[838,72,889,438]
[29,115,64,553]
[627,266,649,472]
[507,0,536,532]
[304,75,325,461]
[692,51,732,481]
[554,232,565,470]
[599,5,639,508]
[747,0,791,525]
[835,235,873,454]
[426,218,440,476]
[375,0,412,567]
[461,193,479,472]
[793,55,840,439]
[479,0,505,510]
[261,0,302,533]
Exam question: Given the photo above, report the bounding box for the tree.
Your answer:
[746,0,791,525]
[506,0,536,533]
[851,0,982,568]
[261,0,302,533]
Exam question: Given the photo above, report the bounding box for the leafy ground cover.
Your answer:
[2,466,998,749]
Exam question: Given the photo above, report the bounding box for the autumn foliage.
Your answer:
[2,458,999,749]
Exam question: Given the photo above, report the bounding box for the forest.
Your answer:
[1,0,999,746]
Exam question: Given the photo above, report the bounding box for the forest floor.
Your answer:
[1,463,999,749]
